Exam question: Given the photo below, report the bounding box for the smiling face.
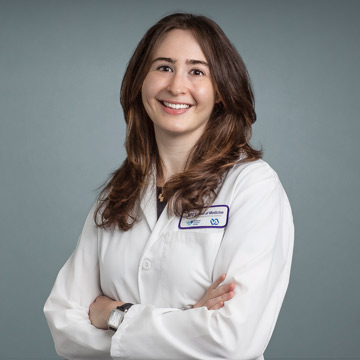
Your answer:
[141,29,216,145]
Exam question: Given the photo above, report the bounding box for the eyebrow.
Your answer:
[152,57,209,67]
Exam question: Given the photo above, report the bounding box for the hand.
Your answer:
[89,295,124,330]
[193,274,235,310]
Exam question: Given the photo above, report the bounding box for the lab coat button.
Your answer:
[142,259,152,271]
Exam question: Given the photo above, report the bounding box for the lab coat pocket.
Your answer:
[160,230,223,308]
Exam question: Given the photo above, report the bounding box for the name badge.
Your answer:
[178,205,229,229]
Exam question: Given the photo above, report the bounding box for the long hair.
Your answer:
[95,13,262,231]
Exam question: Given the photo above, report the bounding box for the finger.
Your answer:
[206,290,234,309]
[209,301,224,310]
[210,282,235,298]
[205,286,233,308]
[208,273,226,290]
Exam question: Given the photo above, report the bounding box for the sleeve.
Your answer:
[43,206,113,360]
[110,168,294,360]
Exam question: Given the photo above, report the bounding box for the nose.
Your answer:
[166,72,187,96]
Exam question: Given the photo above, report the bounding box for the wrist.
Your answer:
[106,301,123,318]
[107,303,133,331]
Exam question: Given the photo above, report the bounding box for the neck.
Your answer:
[155,131,199,185]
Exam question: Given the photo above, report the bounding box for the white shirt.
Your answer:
[44,159,294,360]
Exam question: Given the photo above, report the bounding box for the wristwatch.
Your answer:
[107,303,133,331]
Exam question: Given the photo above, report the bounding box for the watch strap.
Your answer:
[116,303,133,312]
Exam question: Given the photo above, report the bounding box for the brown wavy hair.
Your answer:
[95,13,262,231]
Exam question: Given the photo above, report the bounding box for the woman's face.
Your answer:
[141,29,216,143]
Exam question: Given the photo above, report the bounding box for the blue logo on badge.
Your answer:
[210,218,219,225]
[186,220,194,226]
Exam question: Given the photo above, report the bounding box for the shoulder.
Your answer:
[216,159,284,208]
[219,159,293,225]
[225,159,280,191]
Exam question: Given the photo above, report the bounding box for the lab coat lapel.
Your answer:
[140,176,157,231]
[140,175,174,255]
[141,201,173,257]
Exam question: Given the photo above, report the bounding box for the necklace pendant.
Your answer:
[158,193,164,202]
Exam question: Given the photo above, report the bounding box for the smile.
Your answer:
[162,101,191,109]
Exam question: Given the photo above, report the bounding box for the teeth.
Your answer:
[163,101,190,109]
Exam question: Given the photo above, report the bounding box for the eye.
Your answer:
[190,69,205,76]
[157,65,173,72]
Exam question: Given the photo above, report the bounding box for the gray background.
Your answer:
[0,0,359,359]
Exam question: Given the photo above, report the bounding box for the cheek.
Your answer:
[141,81,152,120]
[142,73,166,102]
[195,83,215,104]
[141,76,153,103]
[195,84,216,109]
[141,76,162,120]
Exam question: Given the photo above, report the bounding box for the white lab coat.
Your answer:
[44,159,294,360]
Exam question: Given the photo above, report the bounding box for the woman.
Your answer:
[44,13,294,360]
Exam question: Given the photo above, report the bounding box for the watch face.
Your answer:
[108,309,123,330]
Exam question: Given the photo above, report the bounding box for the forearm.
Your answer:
[44,298,113,360]
[110,301,265,360]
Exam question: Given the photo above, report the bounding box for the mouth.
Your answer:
[160,100,192,110]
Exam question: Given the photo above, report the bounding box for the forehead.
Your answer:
[151,29,207,61]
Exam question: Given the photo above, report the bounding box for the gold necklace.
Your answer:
[158,189,164,202]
